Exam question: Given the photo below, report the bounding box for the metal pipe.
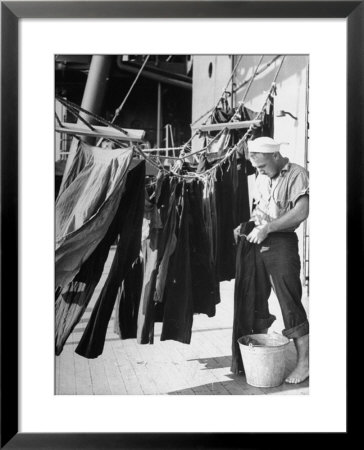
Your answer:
[116,57,192,90]
[79,55,113,143]
[157,82,162,148]
[59,55,112,194]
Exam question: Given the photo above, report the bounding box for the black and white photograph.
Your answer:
[1,1,356,443]
[55,54,310,396]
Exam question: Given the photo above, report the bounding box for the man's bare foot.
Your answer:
[285,333,309,384]
[285,361,309,384]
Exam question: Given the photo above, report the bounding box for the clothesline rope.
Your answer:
[56,96,128,135]
[169,56,244,173]
[112,55,150,123]
[147,128,228,161]
[62,100,97,132]
[97,55,151,147]
[55,112,63,128]
[182,55,245,150]
[56,55,244,162]
[56,55,285,181]
[196,55,286,180]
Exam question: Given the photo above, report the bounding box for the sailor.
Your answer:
[235,136,309,384]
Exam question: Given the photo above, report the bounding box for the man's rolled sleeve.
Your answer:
[289,171,309,207]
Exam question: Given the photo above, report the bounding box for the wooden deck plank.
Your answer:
[88,356,112,395]
[58,346,76,395]
[112,342,144,395]
[102,341,128,395]
[56,278,308,396]
[74,353,93,395]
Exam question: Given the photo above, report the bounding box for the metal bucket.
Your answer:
[238,333,290,388]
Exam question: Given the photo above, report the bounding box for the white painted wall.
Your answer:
[191,55,233,150]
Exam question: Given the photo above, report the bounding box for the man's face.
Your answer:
[249,152,279,179]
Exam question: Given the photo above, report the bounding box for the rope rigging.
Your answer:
[56,55,285,182]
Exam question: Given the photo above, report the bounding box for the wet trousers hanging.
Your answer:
[55,143,133,355]
[75,161,146,359]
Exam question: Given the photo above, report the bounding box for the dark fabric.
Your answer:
[75,161,146,359]
[231,221,259,374]
[237,97,274,141]
[188,180,220,315]
[135,185,165,344]
[55,175,63,199]
[231,152,252,228]
[214,160,236,282]
[197,156,236,281]
[237,95,275,161]
[187,180,220,317]
[231,224,308,374]
[114,257,143,339]
[55,226,113,356]
[136,224,162,344]
[198,150,252,282]
[55,155,135,356]
[160,183,194,344]
[153,178,178,304]
[254,232,309,339]
[137,177,180,343]
[112,175,175,344]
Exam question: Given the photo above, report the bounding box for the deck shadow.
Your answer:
[167,371,309,395]
[187,356,232,370]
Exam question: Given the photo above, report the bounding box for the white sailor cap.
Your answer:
[248,137,285,153]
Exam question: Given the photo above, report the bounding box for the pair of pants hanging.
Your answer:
[55,144,133,355]
[198,155,236,282]
[75,161,146,359]
[160,183,194,344]
[113,257,144,340]
[214,159,236,282]
[111,175,181,346]
[136,177,177,344]
[188,180,220,315]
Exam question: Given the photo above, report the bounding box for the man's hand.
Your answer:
[233,225,241,244]
[247,224,270,244]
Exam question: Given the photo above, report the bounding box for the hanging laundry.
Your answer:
[214,159,236,282]
[57,140,91,199]
[55,143,134,355]
[113,256,143,340]
[153,177,179,304]
[204,129,231,163]
[201,176,218,268]
[188,179,220,315]
[231,221,276,374]
[55,222,116,356]
[231,152,252,227]
[75,161,146,359]
[236,96,275,160]
[135,182,166,345]
[55,143,133,290]
[160,182,194,344]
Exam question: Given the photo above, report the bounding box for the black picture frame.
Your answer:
[1,1,360,448]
